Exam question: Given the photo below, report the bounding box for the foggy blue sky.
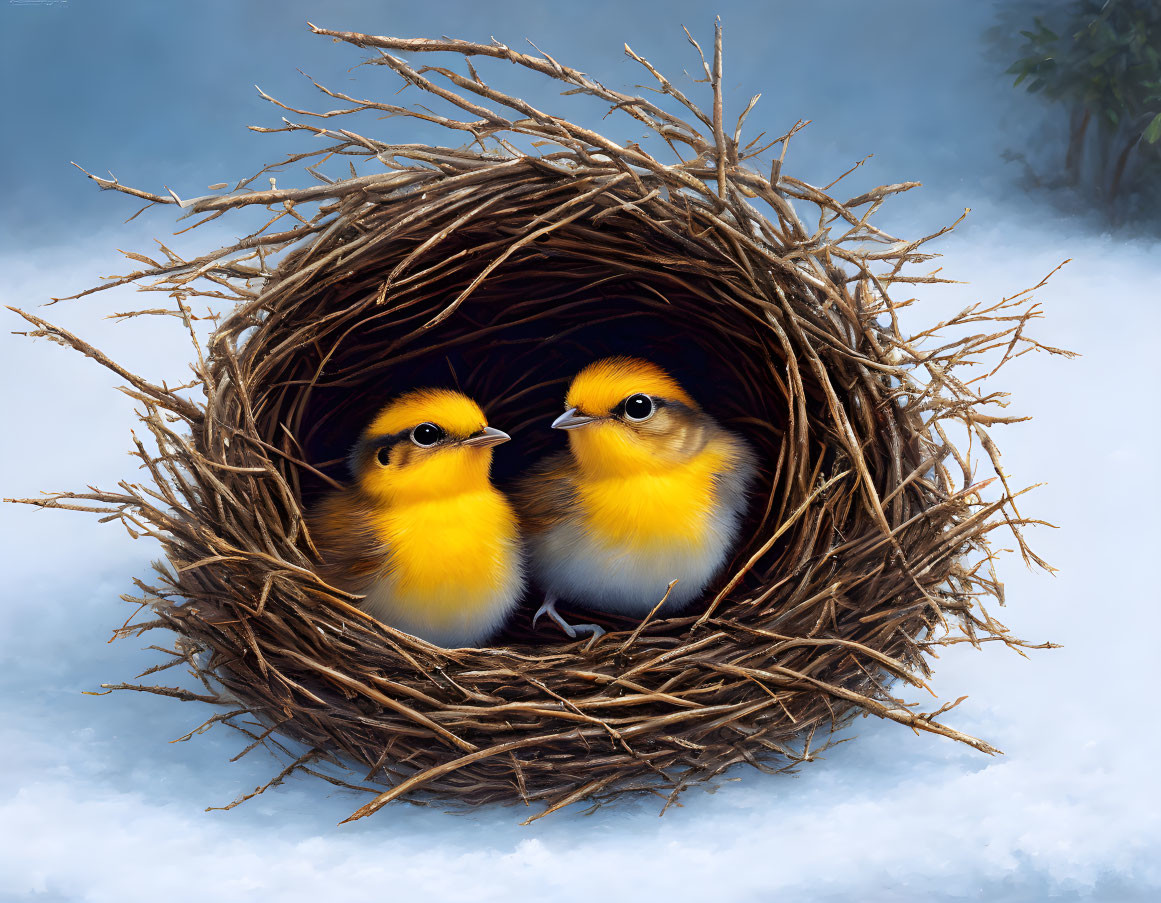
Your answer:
[1,2,1158,902]
[1,0,1047,246]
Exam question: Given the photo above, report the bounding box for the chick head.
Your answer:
[349,388,508,501]
[554,357,707,476]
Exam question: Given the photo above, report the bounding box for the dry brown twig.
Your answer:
[6,23,1071,822]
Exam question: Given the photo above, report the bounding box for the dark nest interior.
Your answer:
[9,25,1068,822]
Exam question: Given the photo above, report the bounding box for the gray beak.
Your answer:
[462,426,511,448]
[551,407,597,430]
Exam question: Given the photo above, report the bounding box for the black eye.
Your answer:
[410,422,444,447]
[376,446,391,466]
[623,394,654,421]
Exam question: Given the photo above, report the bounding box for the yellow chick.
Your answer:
[516,357,755,640]
[308,389,524,648]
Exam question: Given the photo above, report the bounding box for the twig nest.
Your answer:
[13,25,1065,821]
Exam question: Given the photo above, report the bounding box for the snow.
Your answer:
[1,208,1157,903]
[2,0,1159,897]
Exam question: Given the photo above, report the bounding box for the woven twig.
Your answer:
[6,23,1069,822]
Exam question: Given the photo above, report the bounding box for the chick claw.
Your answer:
[532,596,605,643]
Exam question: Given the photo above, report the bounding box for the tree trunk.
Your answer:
[1065,106,1091,184]
[1108,131,1141,222]
[1093,119,1115,205]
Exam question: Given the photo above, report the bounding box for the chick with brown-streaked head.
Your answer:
[308,389,524,648]
[515,357,755,640]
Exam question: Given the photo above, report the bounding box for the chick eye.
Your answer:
[623,394,654,422]
[376,446,391,466]
[411,422,445,447]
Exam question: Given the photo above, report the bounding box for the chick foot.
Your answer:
[532,595,605,642]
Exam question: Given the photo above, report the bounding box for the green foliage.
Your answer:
[1145,111,1161,144]
[1008,1,1160,121]
[1001,0,1161,218]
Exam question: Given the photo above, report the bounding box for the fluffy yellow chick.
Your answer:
[515,357,755,640]
[308,389,523,647]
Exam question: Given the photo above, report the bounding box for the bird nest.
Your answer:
[11,25,1068,822]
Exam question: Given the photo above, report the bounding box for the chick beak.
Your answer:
[551,407,597,430]
[461,426,510,448]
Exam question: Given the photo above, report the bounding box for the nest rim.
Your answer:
[7,24,1065,822]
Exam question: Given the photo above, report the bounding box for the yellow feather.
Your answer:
[566,356,694,416]
[365,388,488,439]
[361,442,495,502]
[370,486,521,620]
[575,437,732,552]
[310,388,523,645]
[517,357,756,621]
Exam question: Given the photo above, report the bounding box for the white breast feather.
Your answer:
[532,446,754,617]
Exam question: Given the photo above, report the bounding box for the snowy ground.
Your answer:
[1,204,1158,902]
[3,0,1160,898]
